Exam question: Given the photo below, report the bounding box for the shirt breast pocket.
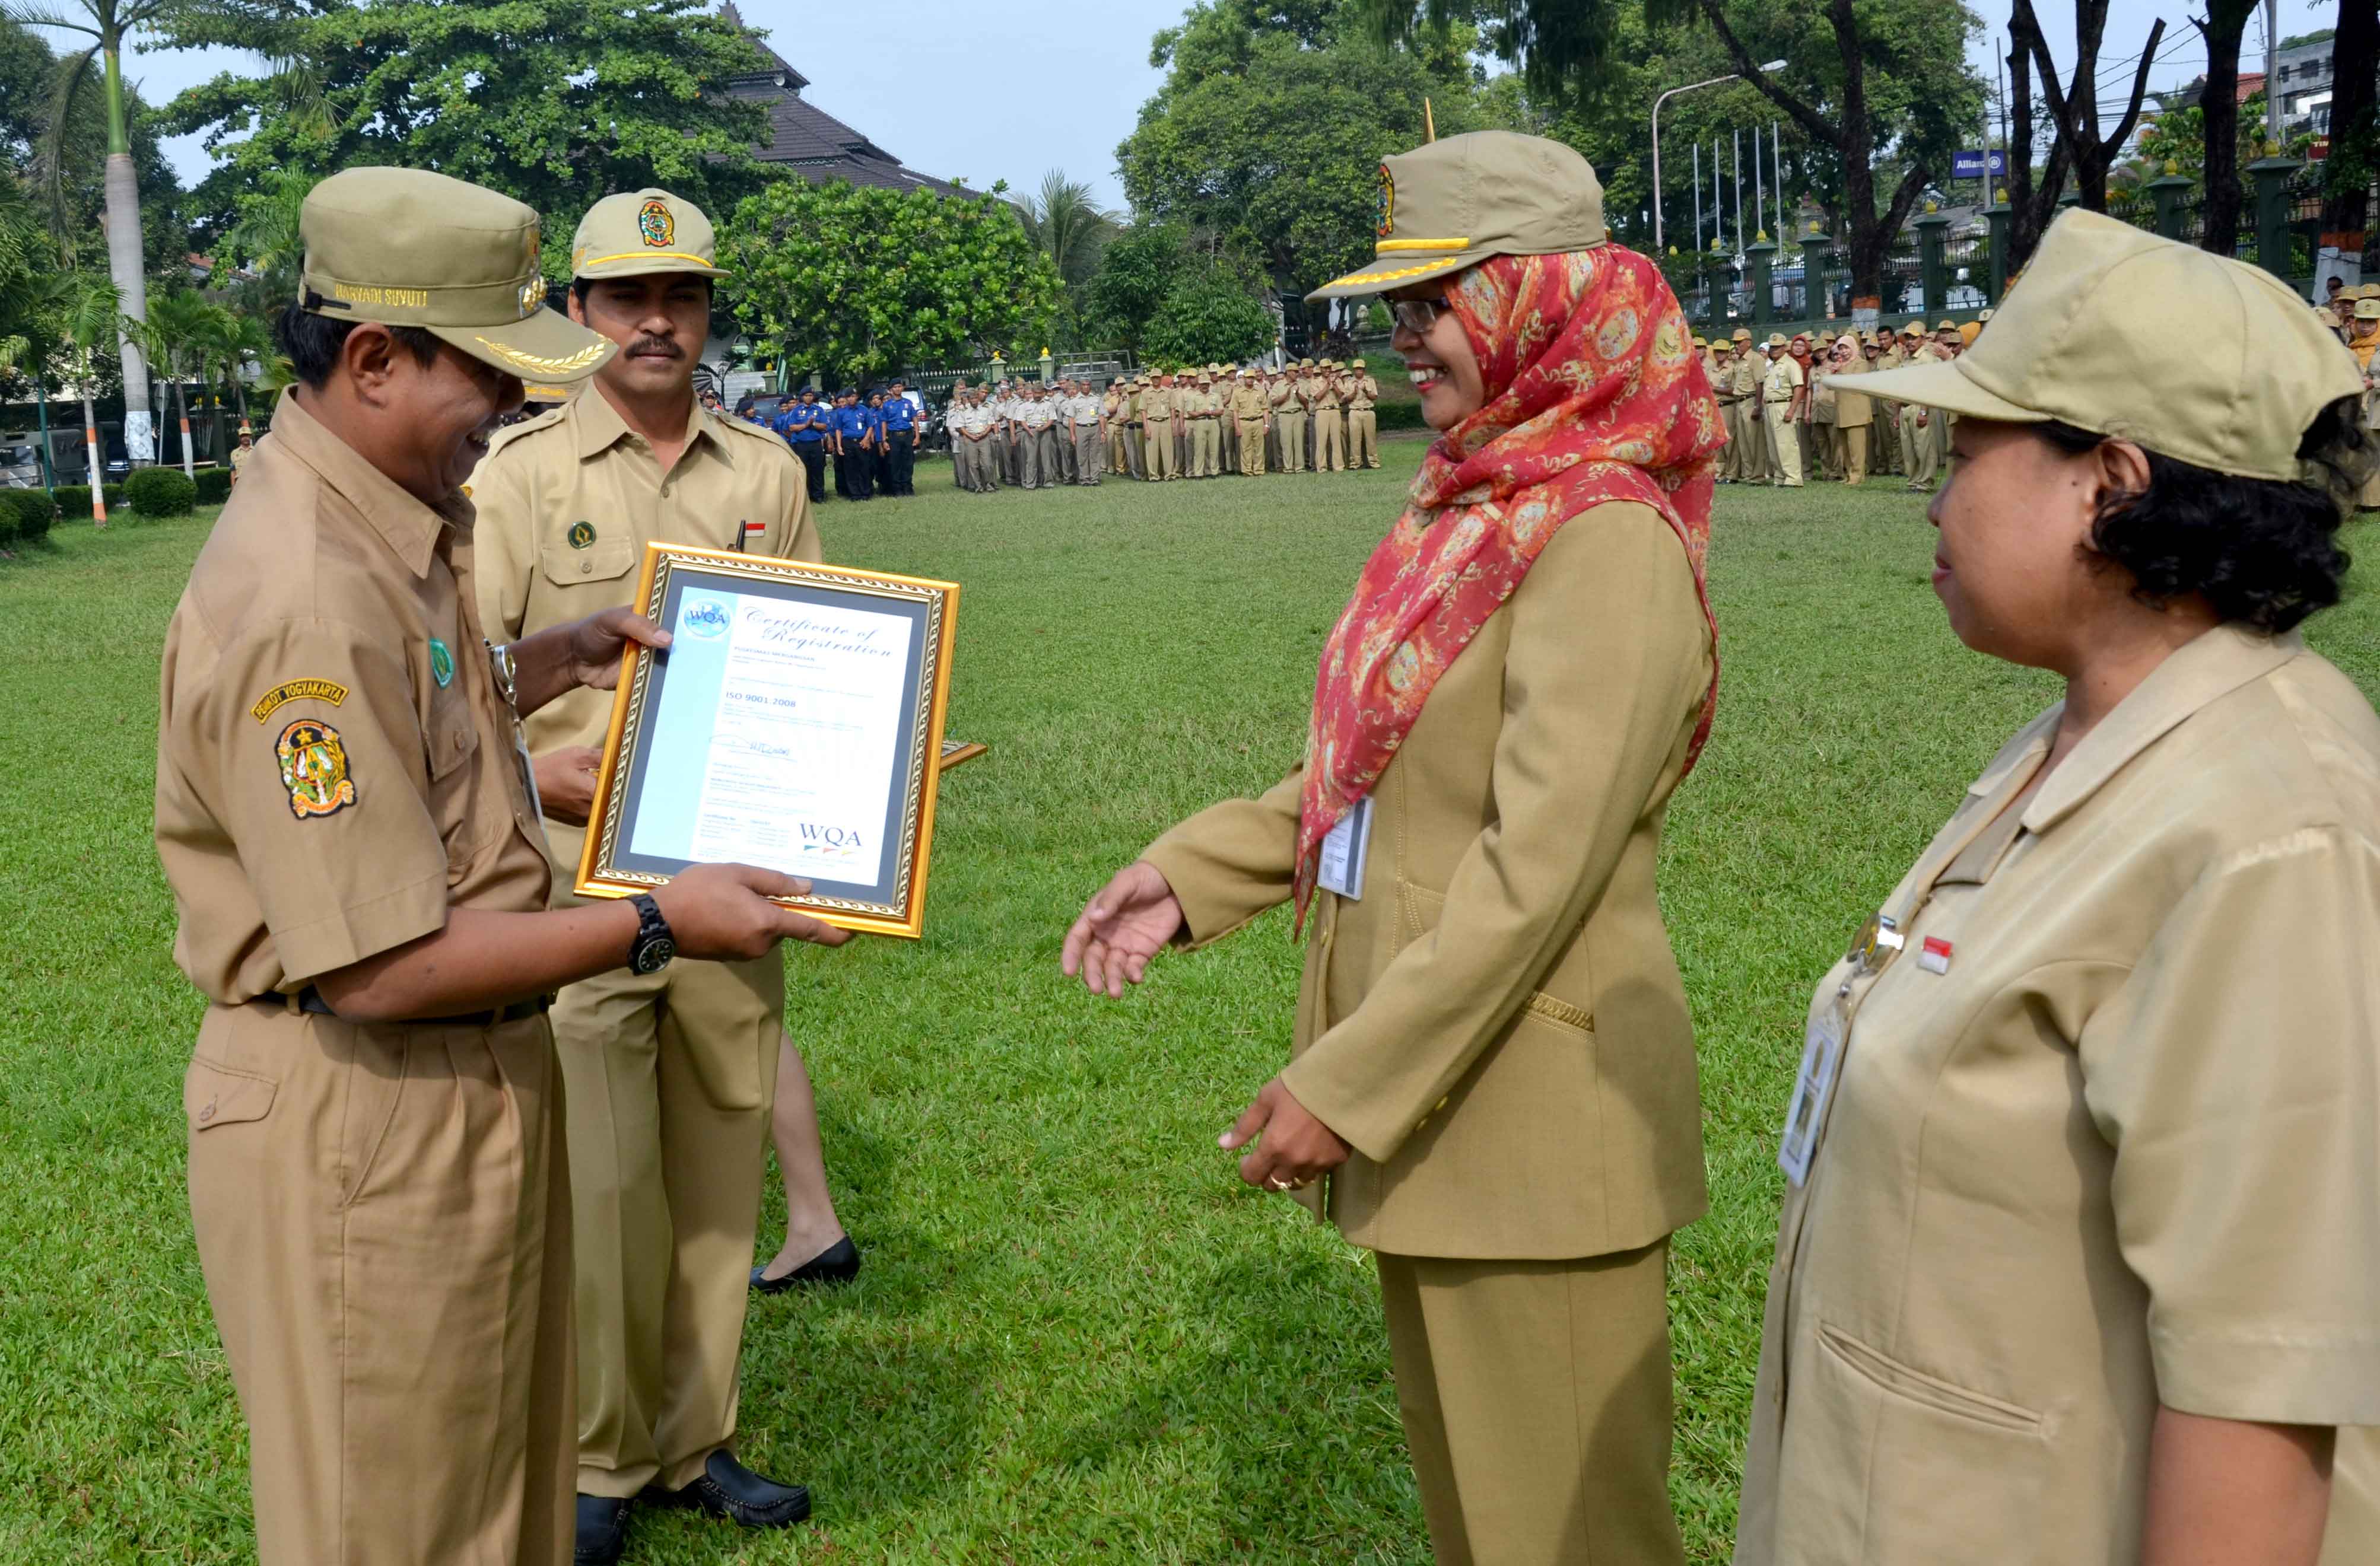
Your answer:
[539,534,637,591]
[426,691,495,867]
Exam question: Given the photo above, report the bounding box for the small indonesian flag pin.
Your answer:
[742,520,765,537]
[1918,936,1953,975]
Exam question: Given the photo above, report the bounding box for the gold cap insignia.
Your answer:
[638,197,675,249]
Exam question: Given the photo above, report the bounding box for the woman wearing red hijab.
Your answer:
[1063,132,1724,1564]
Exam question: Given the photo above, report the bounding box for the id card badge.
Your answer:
[1776,1002,1845,1188]
[1315,796,1374,900]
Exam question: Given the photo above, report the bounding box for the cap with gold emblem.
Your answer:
[1936,319,1958,332]
[1830,209,2362,484]
[1766,332,1788,348]
[572,187,730,281]
[1731,327,1753,342]
[1901,321,1925,338]
[1308,129,1606,300]
[2356,299,2380,321]
[298,167,615,387]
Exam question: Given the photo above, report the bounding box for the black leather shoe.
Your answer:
[750,1234,860,1294]
[639,1450,811,1529]
[573,1494,633,1565]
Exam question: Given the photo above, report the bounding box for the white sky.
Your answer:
[84,0,2349,217]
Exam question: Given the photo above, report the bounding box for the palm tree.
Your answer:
[223,166,318,301]
[36,267,124,523]
[205,306,273,427]
[5,0,179,468]
[1019,171,1119,338]
[138,287,217,477]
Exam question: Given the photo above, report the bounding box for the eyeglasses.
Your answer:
[1390,298,1449,335]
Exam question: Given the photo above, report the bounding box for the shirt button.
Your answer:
[198,1100,217,1124]
[453,729,468,752]
[580,559,593,575]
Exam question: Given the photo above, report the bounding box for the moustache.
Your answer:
[628,336,682,359]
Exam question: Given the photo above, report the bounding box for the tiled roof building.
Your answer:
[721,4,968,197]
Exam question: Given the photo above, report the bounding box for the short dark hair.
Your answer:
[2038,397,2371,634]
[568,274,713,312]
[275,305,440,390]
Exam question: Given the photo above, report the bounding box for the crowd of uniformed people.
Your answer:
[143,121,2380,1566]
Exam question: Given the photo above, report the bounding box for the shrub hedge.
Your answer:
[126,467,198,517]
[2,489,56,542]
[49,485,93,522]
[194,467,232,505]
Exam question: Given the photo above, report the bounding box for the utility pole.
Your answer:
[2264,0,2280,145]
[1734,130,1743,250]
[1694,141,1704,250]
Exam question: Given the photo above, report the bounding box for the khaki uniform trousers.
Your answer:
[1192,418,1219,476]
[1717,401,1747,480]
[1837,423,1869,486]
[1238,418,1269,476]
[1275,410,1305,472]
[1348,408,1379,467]
[555,953,784,1497]
[1871,406,1899,475]
[186,1002,575,1565]
[1900,404,1939,486]
[1765,401,1803,486]
[969,434,1000,491]
[1146,422,1175,480]
[1315,408,1345,470]
[1221,415,1238,473]
[1104,424,1130,479]
[1015,428,1044,489]
[1074,425,1103,483]
[1041,426,1066,486]
[1799,419,1825,482]
[1378,1240,1683,1566]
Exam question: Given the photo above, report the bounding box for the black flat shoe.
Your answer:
[573,1494,633,1565]
[751,1234,860,1294]
[639,1450,811,1530]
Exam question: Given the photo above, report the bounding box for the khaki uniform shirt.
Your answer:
[1349,374,1379,410]
[1141,387,1175,425]
[1294,374,1322,409]
[1143,503,1713,1259]
[155,392,552,1001]
[469,389,819,881]
[1763,355,1803,403]
[1726,357,1761,402]
[1230,383,1269,421]
[1736,624,2380,1565]
[228,443,253,473]
[1809,368,1837,426]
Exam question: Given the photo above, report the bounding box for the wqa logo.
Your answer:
[797,821,866,859]
[681,599,730,639]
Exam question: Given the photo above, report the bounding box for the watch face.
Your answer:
[634,935,675,975]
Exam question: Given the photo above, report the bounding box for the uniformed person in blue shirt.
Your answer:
[863,390,892,497]
[879,381,918,496]
[832,390,874,501]
[771,387,830,504]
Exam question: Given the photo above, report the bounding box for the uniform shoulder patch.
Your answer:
[275,718,357,820]
[250,678,349,724]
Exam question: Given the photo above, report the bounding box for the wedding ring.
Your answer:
[1267,1175,1294,1192]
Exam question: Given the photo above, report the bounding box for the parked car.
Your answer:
[1,434,41,488]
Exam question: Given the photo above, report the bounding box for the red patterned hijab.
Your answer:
[1293,244,1724,924]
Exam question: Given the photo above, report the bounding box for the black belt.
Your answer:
[249,985,554,1029]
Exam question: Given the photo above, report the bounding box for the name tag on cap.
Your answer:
[1316,796,1374,901]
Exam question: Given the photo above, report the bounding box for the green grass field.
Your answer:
[6,448,2379,1564]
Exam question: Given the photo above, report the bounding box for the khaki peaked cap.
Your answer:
[574,187,730,281]
[300,167,614,387]
[1830,209,2362,483]
[1310,130,1605,300]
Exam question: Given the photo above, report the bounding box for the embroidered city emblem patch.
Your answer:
[520,276,546,319]
[638,197,675,248]
[1376,163,1396,239]
[429,636,455,688]
[568,520,596,549]
[249,677,349,724]
[275,718,356,820]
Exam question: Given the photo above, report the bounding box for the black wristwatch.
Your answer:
[627,893,676,976]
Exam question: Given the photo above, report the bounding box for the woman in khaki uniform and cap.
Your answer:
[1065,130,1724,1565]
[1737,210,2380,1566]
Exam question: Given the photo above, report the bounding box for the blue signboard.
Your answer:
[1950,149,2009,179]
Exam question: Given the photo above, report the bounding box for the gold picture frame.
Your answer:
[577,543,961,939]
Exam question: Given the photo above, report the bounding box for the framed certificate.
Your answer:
[577,543,961,938]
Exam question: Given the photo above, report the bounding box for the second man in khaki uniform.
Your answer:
[471,188,832,1564]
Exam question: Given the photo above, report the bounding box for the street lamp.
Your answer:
[1653,62,1786,251]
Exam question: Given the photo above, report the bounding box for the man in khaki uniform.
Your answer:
[1101,378,1130,477]
[1345,359,1381,468]
[1723,330,1763,481]
[1314,358,1347,471]
[1808,333,1839,481]
[1270,366,1305,472]
[1229,370,1270,476]
[1184,371,1216,477]
[1140,373,1177,480]
[1216,368,1238,474]
[1762,332,1805,486]
[159,167,841,1566]
[227,423,255,485]
[1828,338,1871,484]
[1896,321,1940,489]
[471,189,833,1563]
[1739,211,2379,1566]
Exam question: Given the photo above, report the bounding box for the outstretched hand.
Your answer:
[1061,860,1185,999]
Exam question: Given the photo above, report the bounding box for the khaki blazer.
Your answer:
[1734,625,2380,1566]
[1143,500,1714,1260]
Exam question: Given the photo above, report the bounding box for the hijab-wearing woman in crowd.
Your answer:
[1734,209,2380,1566]
[1062,130,1724,1564]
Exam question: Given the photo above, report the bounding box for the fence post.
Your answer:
[1984,196,2011,304]
[2147,163,2193,241]
[1915,208,1950,319]
[1801,229,1836,321]
[1746,234,1777,327]
[2248,149,2303,279]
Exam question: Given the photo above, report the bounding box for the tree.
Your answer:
[1088,221,1196,352]
[37,266,123,521]
[2322,2,2379,248]
[719,179,1062,385]
[6,0,185,466]
[136,287,215,476]
[1118,1,1489,300]
[2194,0,2259,257]
[1143,270,1276,367]
[1365,0,1984,305]
[192,301,269,448]
[163,0,777,269]
[2007,0,2162,213]
[1019,170,1119,338]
